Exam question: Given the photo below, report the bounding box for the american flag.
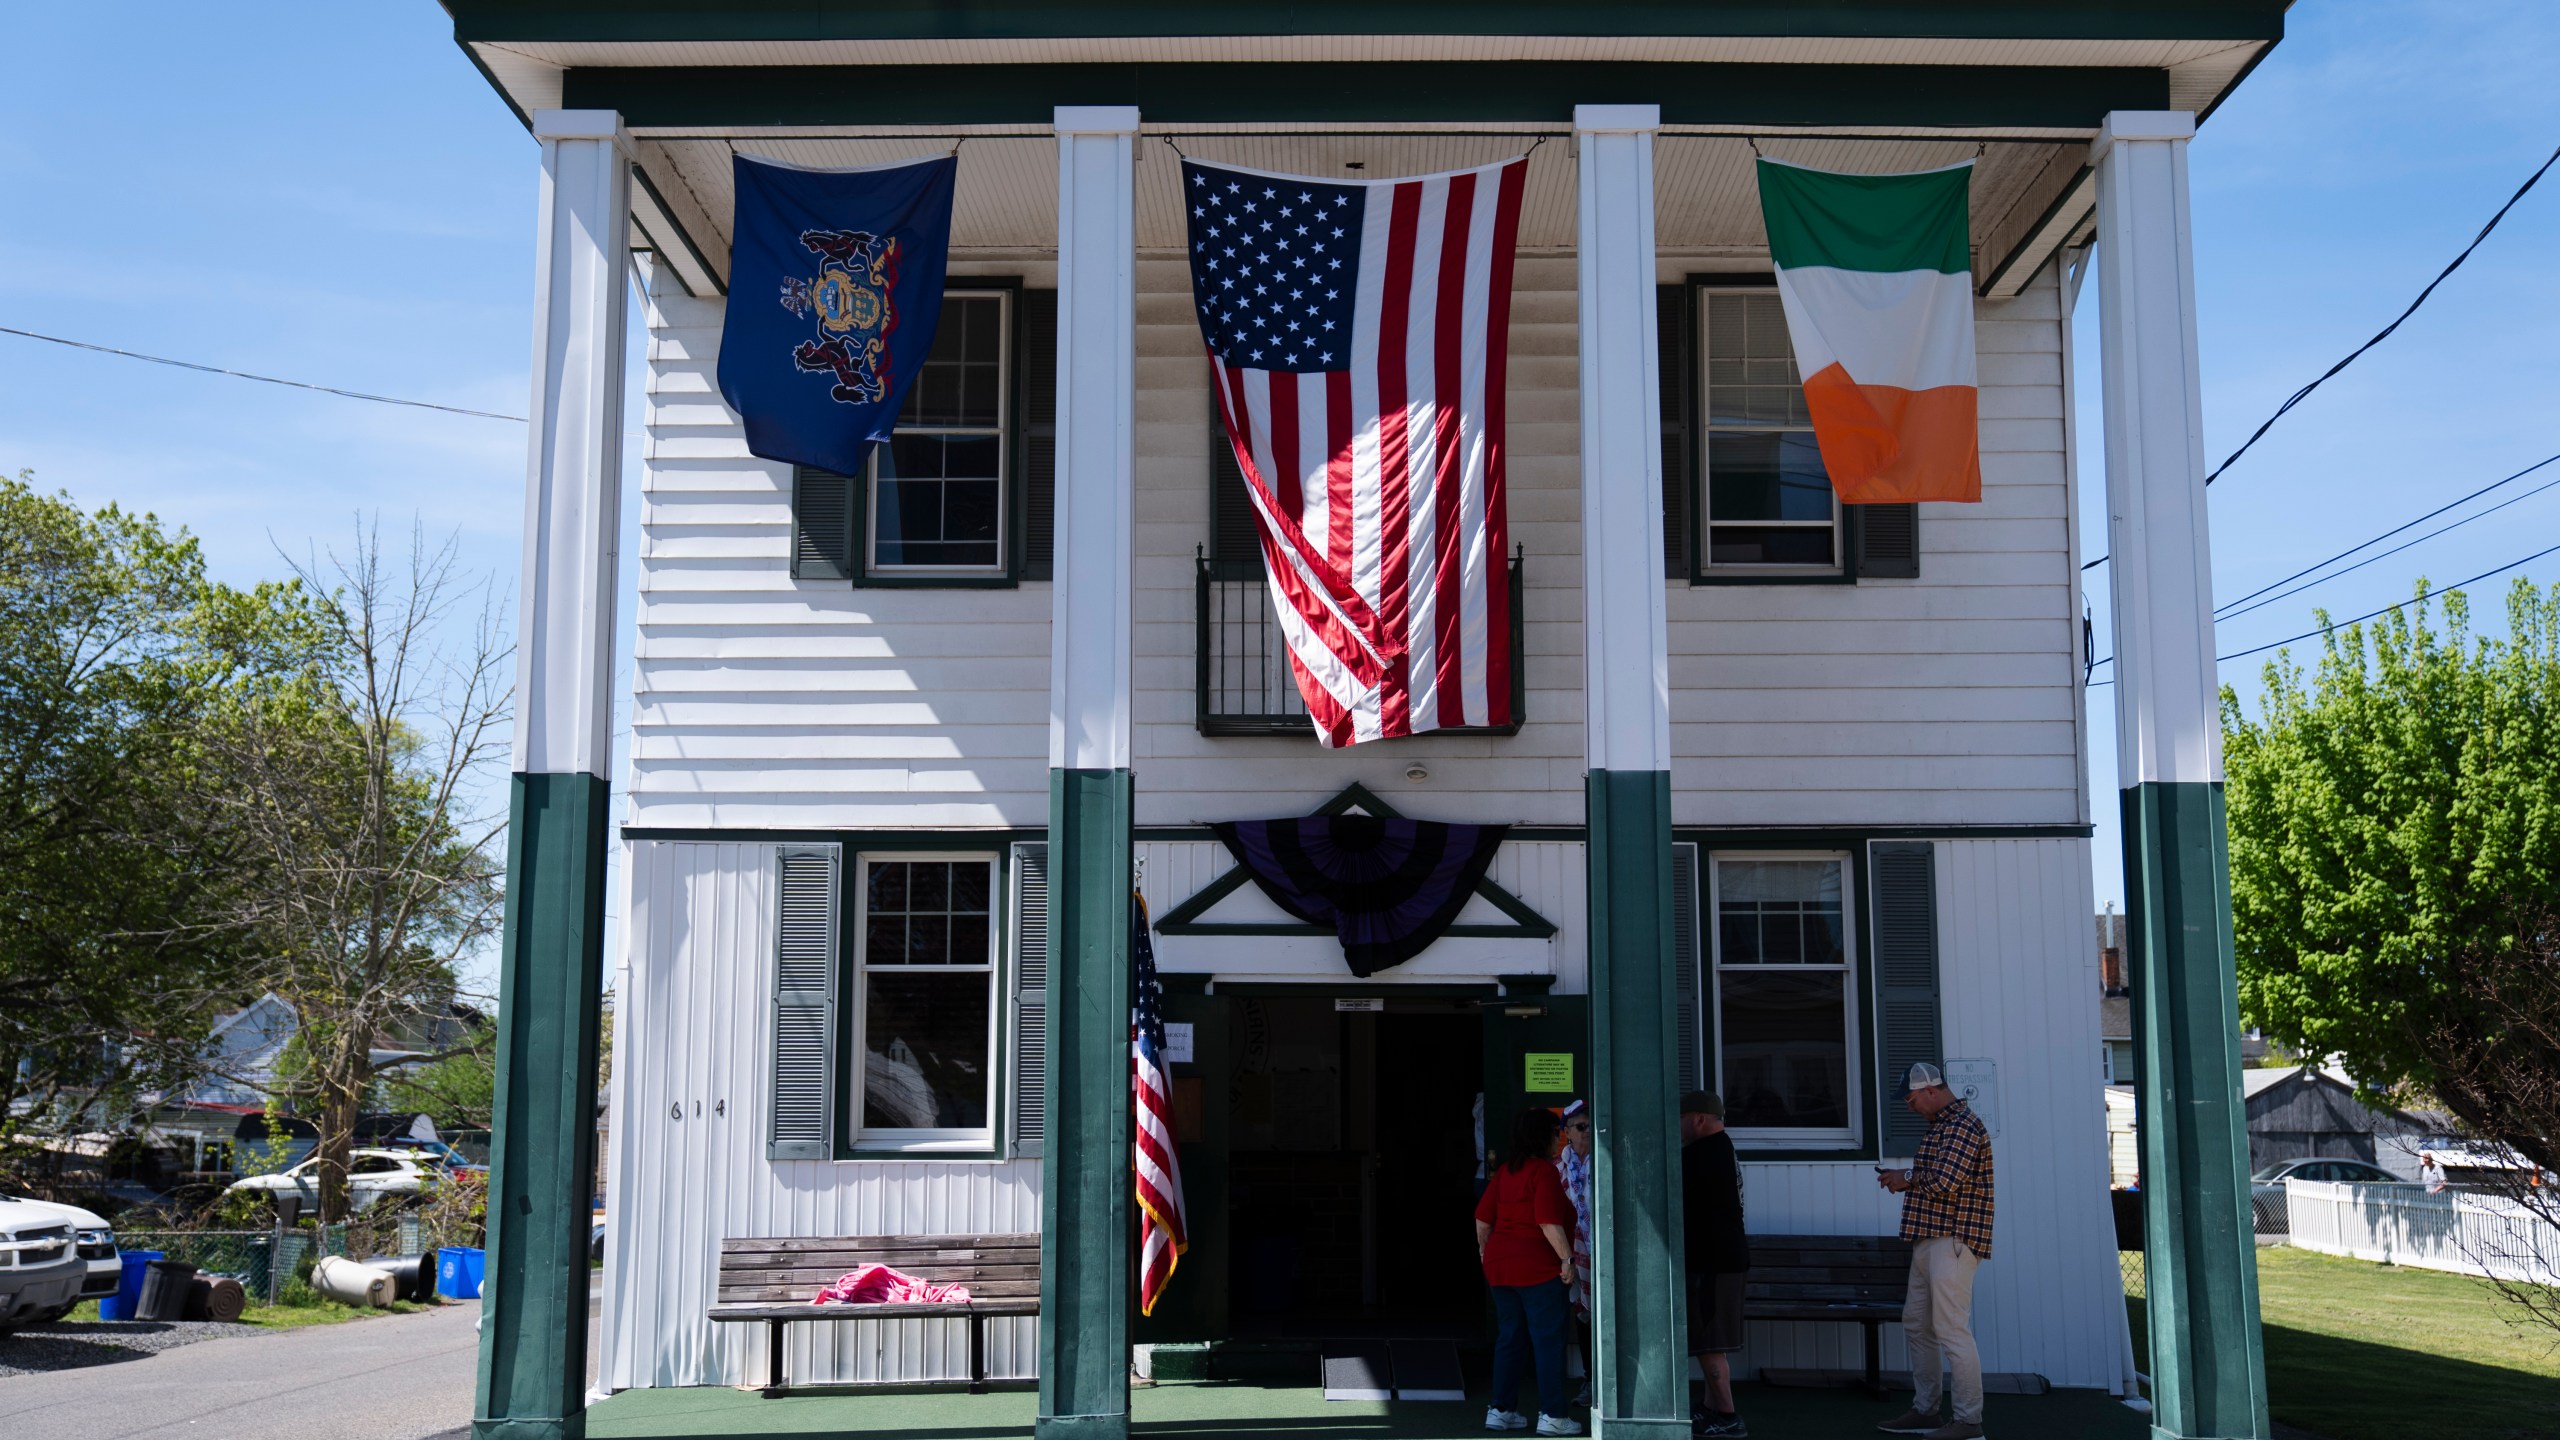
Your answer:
[1130,890,1187,1316]
[1183,156,1527,745]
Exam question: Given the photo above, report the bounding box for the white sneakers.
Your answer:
[1485,1406,1584,1435]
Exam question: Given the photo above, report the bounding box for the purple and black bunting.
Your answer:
[1209,816,1510,977]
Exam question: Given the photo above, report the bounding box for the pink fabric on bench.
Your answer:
[811,1263,972,1305]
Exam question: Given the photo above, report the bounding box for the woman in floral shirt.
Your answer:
[1555,1099,1596,1400]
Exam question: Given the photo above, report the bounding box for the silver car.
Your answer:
[0,1199,93,1334]
[2249,1156,2401,1207]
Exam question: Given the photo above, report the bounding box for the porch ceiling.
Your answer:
[632,128,2088,298]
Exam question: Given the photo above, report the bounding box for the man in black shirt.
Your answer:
[1681,1091,1750,1437]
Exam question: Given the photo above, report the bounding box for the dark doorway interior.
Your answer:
[1227,994,1486,1336]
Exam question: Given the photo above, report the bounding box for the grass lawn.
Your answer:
[56,1293,436,1329]
[2132,1247,2560,1440]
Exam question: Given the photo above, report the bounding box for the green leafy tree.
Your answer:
[0,471,325,1159]
[2222,577,2560,1177]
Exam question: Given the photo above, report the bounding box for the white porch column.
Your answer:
[1038,102,1139,1440]
[2092,109,2271,1440]
[1574,102,1688,1440]
[475,107,629,1440]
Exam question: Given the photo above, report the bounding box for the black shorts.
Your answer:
[1686,1271,1746,1354]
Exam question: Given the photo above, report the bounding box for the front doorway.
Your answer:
[1226,993,1486,1337]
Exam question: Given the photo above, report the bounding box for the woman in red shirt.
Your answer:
[1473,1107,1580,1435]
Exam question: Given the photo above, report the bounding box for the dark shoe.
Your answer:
[1876,1409,1940,1435]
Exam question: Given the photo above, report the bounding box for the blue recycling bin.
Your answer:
[99,1250,164,1320]
[436,1246,486,1300]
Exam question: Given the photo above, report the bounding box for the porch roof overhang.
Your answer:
[443,3,2283,300]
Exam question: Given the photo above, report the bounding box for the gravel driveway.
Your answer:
[0,1317,270,1377]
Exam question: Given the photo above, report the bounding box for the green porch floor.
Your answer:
[583,1379,2149,1439]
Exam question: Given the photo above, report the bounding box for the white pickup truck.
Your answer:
[0,1197,97,1334]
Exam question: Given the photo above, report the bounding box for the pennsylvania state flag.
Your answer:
[718,153,957,478]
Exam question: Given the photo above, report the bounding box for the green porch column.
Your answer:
[1586,771,1689,1439]
[1576,103,1691,1440]
[2093,110,2270,1440]
[1037,103,1140,1440]
[475,107,632,1440]
[477,776,610,1440]
[1039,769,1134,1438]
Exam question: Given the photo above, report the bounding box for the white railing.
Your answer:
[2285,1178,2560,1283]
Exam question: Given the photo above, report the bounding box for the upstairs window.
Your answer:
[1660,281,1918,583]
[791,285,1057,586]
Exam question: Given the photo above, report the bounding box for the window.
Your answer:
[791,286,1058,586]
[1709,852,1860,1146]
[872,291,1008,574]
[1661,281,1919,583]
[851,854,1000,1149]
[1701,290,1842,574]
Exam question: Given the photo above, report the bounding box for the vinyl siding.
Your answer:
[1667,269,2083,828]
[601,840,1041,1392]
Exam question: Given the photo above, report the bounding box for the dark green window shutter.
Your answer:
[1020,289,1058,580]
[1208,405,1262,572]
[791,468,854,581]
[770,845,839,1159]
[1658,283,1693,580]
[1009,841,1049,1157]
[1672,841,1704,1091]
[1856,503,1920,579]
[1872,841,1943,1154]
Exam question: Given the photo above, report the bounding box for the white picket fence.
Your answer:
[2285,1179,2560,1284]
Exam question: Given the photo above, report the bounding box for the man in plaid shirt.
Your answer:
[1875,1062,1994,1440]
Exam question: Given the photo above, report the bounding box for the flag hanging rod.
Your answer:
[655,128,2080,144]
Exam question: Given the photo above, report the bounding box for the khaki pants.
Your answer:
[1903,1235,1983,1423]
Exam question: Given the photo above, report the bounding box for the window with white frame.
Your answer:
[869,290,1009,574]
[1709,852,1860,1146]
[852,853,1000,1149]
[1700,288,1843,574]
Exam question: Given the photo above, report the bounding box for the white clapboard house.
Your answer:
[451,6,2283,1438]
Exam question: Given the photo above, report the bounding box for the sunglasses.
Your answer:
[1565,1121,1593,1132]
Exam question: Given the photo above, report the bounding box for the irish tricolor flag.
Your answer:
[1758,157,1982,505]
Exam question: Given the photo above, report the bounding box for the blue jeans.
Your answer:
[1490,1278,1571,1419]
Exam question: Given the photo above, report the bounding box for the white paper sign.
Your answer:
[1334,997,1384,1013]
[1943,1057,1998,1136]
[1162,1022,1195,1064]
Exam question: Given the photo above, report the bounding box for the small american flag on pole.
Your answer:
[1131,891,1188,1316]
[1184,156,1527,745]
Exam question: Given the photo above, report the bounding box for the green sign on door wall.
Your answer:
[1525,1052,1574,1094]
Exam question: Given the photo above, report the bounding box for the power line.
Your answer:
[2213,451,2560,615]
[2078,140,2560,573]
[0,324,525,423]
[2086,538,2560,686]
[2202,142,2558,486]
[2215,459,2560,625]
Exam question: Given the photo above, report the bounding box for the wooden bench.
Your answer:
[1741,1234,1914,1395]
[707,1233,1040,1396]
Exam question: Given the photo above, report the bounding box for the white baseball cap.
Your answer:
[1904,1061,1946,1093]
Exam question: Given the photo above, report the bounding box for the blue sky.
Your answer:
[3,2,2557,951]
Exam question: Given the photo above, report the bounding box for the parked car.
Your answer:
[0,1197,94,1334]
[0,1188,119,1322]
[226,1147,446,1212]
[2249,1156,2403,1207]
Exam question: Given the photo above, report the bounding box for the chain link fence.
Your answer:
[116,1215,452,1308]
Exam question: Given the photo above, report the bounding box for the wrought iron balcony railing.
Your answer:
[1194,549,1525,738]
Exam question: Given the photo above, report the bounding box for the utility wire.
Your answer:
[2201,142,2559,486]
[2212,451,2560,615]
[2078,140,2560,572]
[2085,538,2560,684]
[2214,457,2560,624]
[0,324,525,423]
